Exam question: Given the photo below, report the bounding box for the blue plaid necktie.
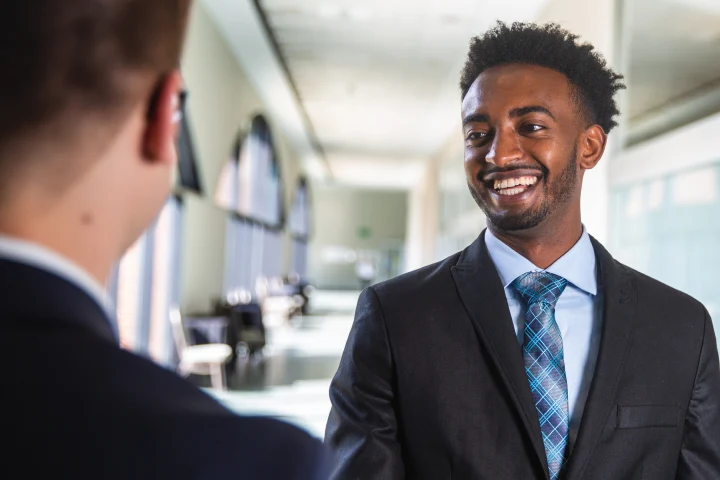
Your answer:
[512,272,569,480]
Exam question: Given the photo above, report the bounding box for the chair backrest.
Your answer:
[169,308,188,354]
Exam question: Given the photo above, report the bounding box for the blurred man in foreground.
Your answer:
[0,2,324,478]
[326,22,720,479]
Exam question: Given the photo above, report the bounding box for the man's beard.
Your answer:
[469,148,578,232]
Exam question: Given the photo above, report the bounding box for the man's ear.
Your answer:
[143,71,182,164]
[578,124,607,171]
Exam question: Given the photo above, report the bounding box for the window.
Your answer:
[216,115,286,298]
[111,196,184,365]
[236,116,284,227]
[115,233,148,351]
[289,177,311,279]
[148,196,183,365]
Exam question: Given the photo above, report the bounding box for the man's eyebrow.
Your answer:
[510,105,556,121]
[462,107,556,126]
[462,113,489,126]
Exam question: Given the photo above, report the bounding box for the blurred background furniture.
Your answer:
[170,309,232,389]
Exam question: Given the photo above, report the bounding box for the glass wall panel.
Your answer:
[610,160,720,337]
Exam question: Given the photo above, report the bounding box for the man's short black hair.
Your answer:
[460,22,625,133]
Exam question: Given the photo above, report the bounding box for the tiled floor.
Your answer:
[205,291,358,438]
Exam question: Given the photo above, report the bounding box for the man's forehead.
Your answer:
[462,64,571,115]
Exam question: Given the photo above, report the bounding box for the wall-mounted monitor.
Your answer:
[176,115,203,195]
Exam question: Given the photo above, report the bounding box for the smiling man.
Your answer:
[325,22,720,480]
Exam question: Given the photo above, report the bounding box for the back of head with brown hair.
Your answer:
[0,0,191,180]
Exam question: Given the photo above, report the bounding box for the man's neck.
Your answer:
[488,219,584,270]
[0,145,131,287]
[0,209,117,287]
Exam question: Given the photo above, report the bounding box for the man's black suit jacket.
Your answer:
[325,231,720,479]
[0,258,325,479]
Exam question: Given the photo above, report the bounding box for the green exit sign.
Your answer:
[357,226,372,239]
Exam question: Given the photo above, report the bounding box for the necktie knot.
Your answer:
[512,271,568,308]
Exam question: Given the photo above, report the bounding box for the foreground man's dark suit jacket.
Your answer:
[0,259,325,479]
[325,231,720,480]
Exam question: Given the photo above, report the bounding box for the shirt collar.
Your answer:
[485,227,597,295]
[0,234,116,323]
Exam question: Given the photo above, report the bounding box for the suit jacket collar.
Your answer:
[451,230,637,480]
[0,258,117,345]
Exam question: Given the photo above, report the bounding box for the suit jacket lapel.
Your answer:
[565,238,638,479]
[451,230,550,479]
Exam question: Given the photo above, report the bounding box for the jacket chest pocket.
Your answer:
[616,405,679,429]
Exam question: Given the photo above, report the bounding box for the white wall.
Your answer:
[405,133,461,271]
[404,160,439,272]
[309,186,407,289]
[180,4,302,313]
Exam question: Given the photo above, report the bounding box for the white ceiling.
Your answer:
[258,0,549,189]
[628,0,720,120]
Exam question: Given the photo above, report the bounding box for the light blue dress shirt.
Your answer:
[485,227,603,446]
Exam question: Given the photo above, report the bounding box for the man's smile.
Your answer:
[480,169,544,204]
[493,175,538,195]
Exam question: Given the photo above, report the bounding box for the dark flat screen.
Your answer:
[176,115,203,195]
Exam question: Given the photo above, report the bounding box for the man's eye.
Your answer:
[467,132,488,141]
[524,124,545,133]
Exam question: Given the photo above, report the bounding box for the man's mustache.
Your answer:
[478,164,546,181]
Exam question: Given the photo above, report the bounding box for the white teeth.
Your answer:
[493,176,538,191]
[499,186,520,196]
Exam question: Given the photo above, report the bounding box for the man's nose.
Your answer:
[485,130,523,167]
